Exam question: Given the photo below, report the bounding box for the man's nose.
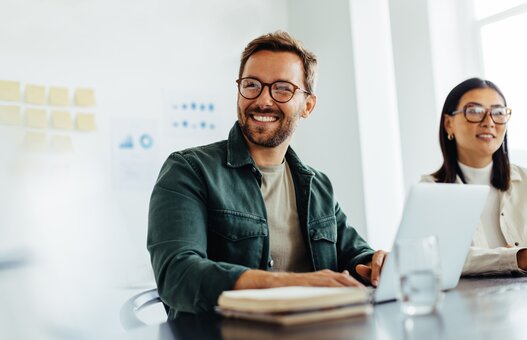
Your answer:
[254,85,274,107]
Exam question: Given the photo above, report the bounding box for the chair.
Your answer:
[120,288,169,330]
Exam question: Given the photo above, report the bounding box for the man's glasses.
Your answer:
[450,104,512,125]
[236,77,310,103]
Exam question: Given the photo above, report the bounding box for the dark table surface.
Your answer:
[127,275,527,340]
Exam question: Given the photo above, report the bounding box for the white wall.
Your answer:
[0,0,288,337]
[389,0,441,191]
[348,0,405,250]
[0,0,483,337]
[288,0,406,250]
[287,0,368,238]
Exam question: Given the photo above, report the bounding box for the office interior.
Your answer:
[1,0,527,338]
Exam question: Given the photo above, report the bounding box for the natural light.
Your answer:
[475,0,527,165]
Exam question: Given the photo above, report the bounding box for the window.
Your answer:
[475,1,527,164]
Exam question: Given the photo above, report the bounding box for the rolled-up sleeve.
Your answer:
[334,202,375,278]
[462,246,526,275]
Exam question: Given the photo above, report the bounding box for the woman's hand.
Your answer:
[517,249,527,271]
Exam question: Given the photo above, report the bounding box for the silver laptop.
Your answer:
[373,183,489,303]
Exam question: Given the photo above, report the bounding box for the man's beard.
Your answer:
[238,106,298,148]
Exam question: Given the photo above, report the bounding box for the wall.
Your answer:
[0,0,484,337]
[288,0,405,250]
[389,0,441,192]
[0,0,288,337]
[287,0,368,238]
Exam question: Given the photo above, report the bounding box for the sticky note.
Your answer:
[75,112,96,131]
[50,135,73,153]
[25,84,46,105]
[0,105,22,126]
[23,131,47,152]
[26,108,48,129]
[51,111,73,129]
[75,88,96,107]
[0,80,21,102]
[49,87,69,106]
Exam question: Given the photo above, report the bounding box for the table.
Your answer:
[127,276,527,340]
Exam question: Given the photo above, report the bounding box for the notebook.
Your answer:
[373,183,489,303]
[216,286,372,325]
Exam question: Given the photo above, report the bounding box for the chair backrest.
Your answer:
[120,288,169,330]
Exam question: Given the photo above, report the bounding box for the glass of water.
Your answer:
[394,235,443,315]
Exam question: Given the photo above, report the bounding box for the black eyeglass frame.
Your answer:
[236,77,311,103]
[450,104,512,125]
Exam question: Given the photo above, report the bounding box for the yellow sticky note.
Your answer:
[76,112,96,131]
[75,88,96,107]
[25,84,46,105]
[0,105,22,126]
[0,80,21,102]
[49,87,69,106]
[51,111,73,129]
[50,135,73,153]
[23,131,47,152]
[26,108,48,129]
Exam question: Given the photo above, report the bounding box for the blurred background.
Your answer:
[1,0,527,338]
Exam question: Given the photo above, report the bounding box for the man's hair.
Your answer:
[239,30,318,94]
[432,77,510,191]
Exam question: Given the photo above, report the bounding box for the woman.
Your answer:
[422,78,527,275]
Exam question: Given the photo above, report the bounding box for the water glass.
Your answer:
[394,235,443,315]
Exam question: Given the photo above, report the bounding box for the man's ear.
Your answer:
[301,94,317,119]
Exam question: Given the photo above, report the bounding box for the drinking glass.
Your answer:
[394,235,443,315]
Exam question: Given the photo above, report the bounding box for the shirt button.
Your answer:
[251,167,257,173]
[515,242,520,246]
[269,259,274,267]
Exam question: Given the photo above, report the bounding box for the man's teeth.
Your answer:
[253,115,277,122]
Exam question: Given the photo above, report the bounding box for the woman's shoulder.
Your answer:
[510,163,527,180]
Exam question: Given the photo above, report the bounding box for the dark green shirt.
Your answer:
[147,122,374,318]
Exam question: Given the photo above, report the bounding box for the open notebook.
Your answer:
[216,286,372,326]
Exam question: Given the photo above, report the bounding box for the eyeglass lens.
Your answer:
[238,78,296,103]
[465,105,510,124]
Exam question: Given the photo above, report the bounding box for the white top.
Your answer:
[421,164,527,275]
[458,162,506,248]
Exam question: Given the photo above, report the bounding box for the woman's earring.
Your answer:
[448,134,454,141]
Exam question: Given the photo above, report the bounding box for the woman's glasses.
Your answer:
[450,104,511,124]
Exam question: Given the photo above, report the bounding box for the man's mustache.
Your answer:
[247,107,283,117]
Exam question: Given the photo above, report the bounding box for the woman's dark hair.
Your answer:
[432,77,510,191]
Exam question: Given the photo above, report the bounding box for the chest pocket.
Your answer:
[308,215,337,270]
[208,209,267,268]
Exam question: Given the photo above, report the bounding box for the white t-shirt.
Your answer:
[458,161,506,248]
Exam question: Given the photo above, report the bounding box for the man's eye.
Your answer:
[243,82,259,89]
[273,84,293,92]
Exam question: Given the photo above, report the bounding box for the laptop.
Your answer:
[373,183,489,303]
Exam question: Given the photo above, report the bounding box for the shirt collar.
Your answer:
[225,121,314,177]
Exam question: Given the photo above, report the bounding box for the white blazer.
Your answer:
[421,164,527,275]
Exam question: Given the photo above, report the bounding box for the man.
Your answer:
[148,31,386,318]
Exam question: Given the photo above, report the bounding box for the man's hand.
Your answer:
[517,249,527,271]
[233,269,364,290]
[355,250,388,287]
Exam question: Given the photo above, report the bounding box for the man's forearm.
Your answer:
[232,269,364,289]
